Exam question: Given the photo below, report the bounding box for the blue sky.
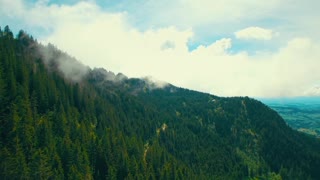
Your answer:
[1,0,320,97]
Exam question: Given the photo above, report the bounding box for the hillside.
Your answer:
[1,26,320,179]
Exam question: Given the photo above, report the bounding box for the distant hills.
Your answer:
[260,97,320,105]
[261,97,320,137]
[1,26,320,179]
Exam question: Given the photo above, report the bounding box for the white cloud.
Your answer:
[125,0,320,49]
[191,38,232,55]
[1,0,320,98]
[0,0,24,17]
[303,86,320,96]
[138,0,282,27]
[235,27,275,40]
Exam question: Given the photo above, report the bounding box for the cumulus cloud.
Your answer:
[161,41,176,51]
[303,87,320,96]
[235,27,275,40]
[1,0,320,98]
[191,38,232,55]
[136,0,283,27]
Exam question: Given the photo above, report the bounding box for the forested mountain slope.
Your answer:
[1,26,320,179]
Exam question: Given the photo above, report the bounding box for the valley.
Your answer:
[261,97,320,137]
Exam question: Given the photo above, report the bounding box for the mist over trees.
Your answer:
[1,26,320,179]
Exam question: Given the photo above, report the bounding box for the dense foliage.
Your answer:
[1,26,320,179]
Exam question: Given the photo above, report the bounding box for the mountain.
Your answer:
[1,26,320,179]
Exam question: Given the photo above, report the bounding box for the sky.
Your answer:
[0,0,320,97]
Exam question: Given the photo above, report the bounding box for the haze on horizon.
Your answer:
[1,0,320,97]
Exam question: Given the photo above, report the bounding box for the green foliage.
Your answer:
[1,26,320,179]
